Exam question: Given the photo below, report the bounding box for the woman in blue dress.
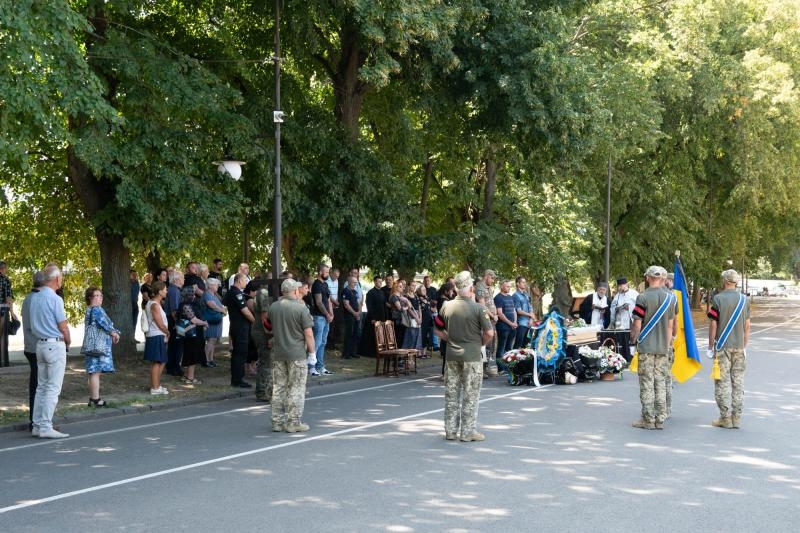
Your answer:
[81,287,120,407]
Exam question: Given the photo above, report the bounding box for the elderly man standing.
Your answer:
[474,269,499,377]
[610,277,639,362]
[630,266,675,430]
[29,265,72,439]
[165,270,185,378]
[269,279,316,433]
[435,271,495,442]
[708,269,750,429]
[578,282,610,327]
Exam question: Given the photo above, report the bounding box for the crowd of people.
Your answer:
[3,255,750,440]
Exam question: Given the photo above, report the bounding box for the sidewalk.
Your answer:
[0,340,440,433]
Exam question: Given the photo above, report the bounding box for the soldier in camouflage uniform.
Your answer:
[269,279,316,433]
[253,282,274,402]
[630,266,675,430]
[474,270,499,377]
[434,271,495,442]
[664,273,678,418]
[707,269,750,429]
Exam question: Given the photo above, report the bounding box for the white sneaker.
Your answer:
[321,368,333,375]
[31,428,40,437]
[308,369,320,376]
[39,429,70,439]
[150,386,169,395]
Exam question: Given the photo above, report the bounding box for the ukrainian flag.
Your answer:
[672,259,702,382]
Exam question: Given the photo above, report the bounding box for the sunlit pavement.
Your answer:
[1,299,799,532]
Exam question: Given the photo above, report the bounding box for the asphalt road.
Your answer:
[1,299,798,532]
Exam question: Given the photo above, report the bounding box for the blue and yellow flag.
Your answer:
[672,259,702,382]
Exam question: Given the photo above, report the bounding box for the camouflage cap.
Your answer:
[281,278,302,294]
[454,271,474,290]
[644,265,668,278]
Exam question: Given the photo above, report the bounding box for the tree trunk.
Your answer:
[97,230,136,362]
[67,146,136,362]
[334,26,367,141]
[420,153,434,222]
[482,156,498,222]
[145,248,161,275]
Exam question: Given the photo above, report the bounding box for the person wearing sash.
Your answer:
[630,266,675,430]
[707,269,750,429]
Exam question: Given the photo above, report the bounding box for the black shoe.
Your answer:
[350,354,360,359]
[208,361,218,368]
[232,381,252,388]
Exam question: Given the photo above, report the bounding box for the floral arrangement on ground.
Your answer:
[578,345,628,373]
[501,348,535,370]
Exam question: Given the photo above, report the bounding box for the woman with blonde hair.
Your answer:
[388,279,408,342]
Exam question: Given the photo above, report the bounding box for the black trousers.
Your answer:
[166,315,183,375]
[343,313,359,357]
[229,320,250,384]
[24,351,37,426]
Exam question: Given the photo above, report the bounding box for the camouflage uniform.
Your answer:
[438,291,493,440]
[271,360,308,428]
[253,287,273,401]
[636,352,671,423]
[269,293,313,431]
[444,361,483,437]
[474,280,498,374]
[708,286,750,425]
[632,284,675,426]
[714,348,746,420]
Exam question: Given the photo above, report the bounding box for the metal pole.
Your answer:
[272,0,282,286]
[604,155,612,283]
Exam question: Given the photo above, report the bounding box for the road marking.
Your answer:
[0,384,551,514]
[0,376,437,453]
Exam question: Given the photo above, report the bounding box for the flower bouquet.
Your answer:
[578,345,627,380]
[501,348,536,386]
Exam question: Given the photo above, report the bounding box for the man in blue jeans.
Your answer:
[310,264,334,376]
[494,280,518,370]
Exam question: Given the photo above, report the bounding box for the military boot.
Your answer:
[285,421,310,433]
[731,416,741,428]
[653,421,664,430]
[460,432,486,442]
[632,419,655,430]
[711,417,732,429]
[445,432,458,441]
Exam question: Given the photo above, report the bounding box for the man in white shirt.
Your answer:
[326,268,341,348]
[609,277,639,360]
[228,263,250,290]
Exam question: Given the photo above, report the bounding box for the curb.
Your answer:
[0,359,443,435]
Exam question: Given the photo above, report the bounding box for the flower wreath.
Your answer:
[532,310,567,364]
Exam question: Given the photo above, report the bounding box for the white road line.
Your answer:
[0,384,551,514]
[0,376,436,454]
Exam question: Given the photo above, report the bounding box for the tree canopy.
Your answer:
[2,0,800,358]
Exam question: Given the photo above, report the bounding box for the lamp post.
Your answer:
[604,155,612,284]
[272,0,283,286]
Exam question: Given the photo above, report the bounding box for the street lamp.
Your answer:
[214,0,283,294]
[213,159,245,181]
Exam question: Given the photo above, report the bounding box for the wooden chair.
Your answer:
[383,321,417,375]
[373,321,402,376]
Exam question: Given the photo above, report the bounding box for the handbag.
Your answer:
[7,316,21,335]
[140,303,151,334]
[81,312,108,356]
